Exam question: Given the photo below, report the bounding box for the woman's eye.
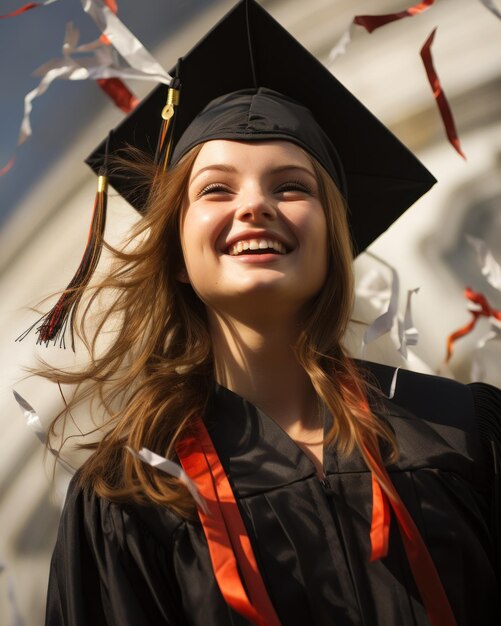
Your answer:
[276,181,312,195]
[197,183,231,198]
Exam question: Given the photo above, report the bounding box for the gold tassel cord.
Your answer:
[158,86,180,172]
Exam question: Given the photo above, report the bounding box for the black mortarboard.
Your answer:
[87,0,435,254]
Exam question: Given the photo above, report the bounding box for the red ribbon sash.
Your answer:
[179,417,457,626]
[367,446,457,626]
[177,419,281,626]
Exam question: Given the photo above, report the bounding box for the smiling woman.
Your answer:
[33,1,501,626]
[180,140,329,319]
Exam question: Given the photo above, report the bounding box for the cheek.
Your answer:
[180,206,229,272]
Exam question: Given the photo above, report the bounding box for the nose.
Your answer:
[235,189,277,222]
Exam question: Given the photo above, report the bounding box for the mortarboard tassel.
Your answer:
[18,134,111,349]
[155,80,181,172]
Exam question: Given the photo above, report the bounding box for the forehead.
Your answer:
[189,139,315,178]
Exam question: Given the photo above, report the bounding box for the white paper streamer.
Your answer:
[387,367,400,400]
[479,0,501,19]
[467,235,501,291]
[328,24,354,64]
[15,11,170,147]
[126,447,207,513]
[363,257,400,350]
[356,268,392,308]
[12,390,76,474]
[81,0,170,82]
[471,317,501,382]
[398,287,420,358]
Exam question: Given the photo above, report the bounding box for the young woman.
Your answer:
[41,2,501,625]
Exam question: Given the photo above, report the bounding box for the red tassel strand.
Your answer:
[18,175,108,349]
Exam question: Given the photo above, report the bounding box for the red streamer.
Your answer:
[99,0,118,45]
[0,157,15,177]
[354,0,434,33]
[96,78,139,113]
[420,28,466,159]
[92,2,138,114]
[104,0,118,11]
[445,287,501,362]
[0,2,40,19]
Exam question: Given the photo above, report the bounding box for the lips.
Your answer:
[227,238,287,256]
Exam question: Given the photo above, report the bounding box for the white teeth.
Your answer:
[228,238,287,256]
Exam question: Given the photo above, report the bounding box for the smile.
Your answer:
[227,238,287,256]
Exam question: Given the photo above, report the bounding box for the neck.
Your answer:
[209,311,320,432]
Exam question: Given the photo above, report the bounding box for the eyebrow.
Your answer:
[189,163,316,184]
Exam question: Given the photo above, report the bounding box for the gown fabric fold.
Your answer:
[46,362,501,625]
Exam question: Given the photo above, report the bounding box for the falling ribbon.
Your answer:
[328,0,435,63]
[362,255,400,351]
[81,0,170,82]
[92,1,139,113]
[387,367,400,400]
[467,235,501,291]
[96,77,138,112]
[470,317,501,382]
[0,0,58,20]
[1,0,168,175]
[398,287,420,358]
[479,0,501,20]
[420,28,466,159]
[2,20,166,167]
[354,0,435,33]
[12,390,76,473]
[0,157,15,176]
[445,288,501,362]
[126,446,207,513]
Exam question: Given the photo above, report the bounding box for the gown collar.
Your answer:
[204,383,377,497]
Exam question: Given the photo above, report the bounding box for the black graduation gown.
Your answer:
[46,362,501,626]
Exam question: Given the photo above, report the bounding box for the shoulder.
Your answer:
[360,360,499,433]
[61,470,184,553]
[359,360,501,480]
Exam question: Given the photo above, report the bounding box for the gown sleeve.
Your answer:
[45,475,188,626]
[470,382,501,587]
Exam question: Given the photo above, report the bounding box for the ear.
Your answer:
[177,266,190,284]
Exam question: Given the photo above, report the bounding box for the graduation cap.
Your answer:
[34,0,436,347]
[87,0,436,251]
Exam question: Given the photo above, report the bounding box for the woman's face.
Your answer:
[180,140,328,320]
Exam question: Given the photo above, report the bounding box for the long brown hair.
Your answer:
[39,142,396,518]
